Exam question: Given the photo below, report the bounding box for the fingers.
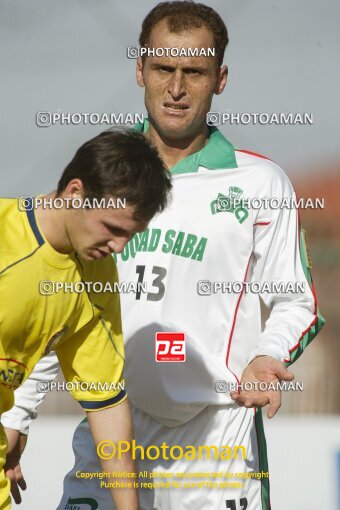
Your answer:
[14,464,27,491]
[5,465,26,504]
[247,356,295,383]
[231,390,270,408]
[267,392,281,419]
[7,469,22,504]
[231,390,281,418]
[273,362,294,382]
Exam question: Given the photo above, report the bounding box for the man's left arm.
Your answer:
[87,399,139,510]
[231,189,325,416]
[55,269,139,509]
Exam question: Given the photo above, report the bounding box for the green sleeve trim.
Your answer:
[284,228,325,367]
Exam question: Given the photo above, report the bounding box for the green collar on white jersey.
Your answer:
[134,118,237,174]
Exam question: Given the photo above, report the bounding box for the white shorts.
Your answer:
[56,404,270,510]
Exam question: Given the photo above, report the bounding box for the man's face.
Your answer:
[137,19,227,141]
[65,199,147,261]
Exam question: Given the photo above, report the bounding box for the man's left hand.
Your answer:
[230,355,294,418]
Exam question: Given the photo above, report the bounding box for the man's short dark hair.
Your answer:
[139,1,228,68]
[57,130,171,222]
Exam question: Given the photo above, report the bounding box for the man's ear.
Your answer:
[65,179,85,197]
[136,58,145,88]
[215,65,228,95]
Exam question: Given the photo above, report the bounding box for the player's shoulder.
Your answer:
[0,197,31,227]
[234,148,294,195]
[0,197,18,215]
[0,197,41,274]
[235,148,280,173]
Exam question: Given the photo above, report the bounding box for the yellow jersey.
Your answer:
[0,198,126,415]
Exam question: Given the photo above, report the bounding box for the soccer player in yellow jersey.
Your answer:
[0,129,171,510]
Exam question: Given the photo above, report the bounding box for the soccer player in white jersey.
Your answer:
[2,2,325,509]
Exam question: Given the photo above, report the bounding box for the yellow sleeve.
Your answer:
[0,341,26,415]
[55,296,126,412]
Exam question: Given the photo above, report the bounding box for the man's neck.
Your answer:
[145,123,210,170]
[35,192,72,254]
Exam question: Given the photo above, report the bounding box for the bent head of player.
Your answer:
[38,130,171,261]
[137,1,228,143]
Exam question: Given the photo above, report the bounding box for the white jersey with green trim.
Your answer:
[1,122,325,433]
[113,122,325,427]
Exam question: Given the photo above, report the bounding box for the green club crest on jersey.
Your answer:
[210,186,249,224]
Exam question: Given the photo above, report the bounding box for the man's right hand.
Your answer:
[4,427,27,504]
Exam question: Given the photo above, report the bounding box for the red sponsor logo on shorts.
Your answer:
[155,332,186,362]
